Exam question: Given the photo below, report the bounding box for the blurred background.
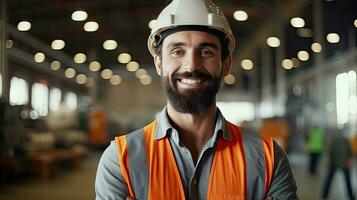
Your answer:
[0,0,356,199]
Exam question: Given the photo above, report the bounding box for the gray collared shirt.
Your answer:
[95,108,298,200]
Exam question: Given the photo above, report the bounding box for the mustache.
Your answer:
[172,71,213,80]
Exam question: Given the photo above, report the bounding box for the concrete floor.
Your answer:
[0,153,99,200]
[0,152,355,200]
[290,153,356,200]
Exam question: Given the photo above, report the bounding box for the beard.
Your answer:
[162,70,222,114]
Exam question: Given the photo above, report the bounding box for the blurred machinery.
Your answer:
[0,100,89,181]
[260,118,289,150]
[89,110,108,148]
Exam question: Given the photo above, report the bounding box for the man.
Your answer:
[306,125,324,175]
[95,0,298,199]
[321,129,354,200]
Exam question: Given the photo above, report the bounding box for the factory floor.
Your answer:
[0,152,355,200]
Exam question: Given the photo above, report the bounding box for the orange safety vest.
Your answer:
[116,120,274,200]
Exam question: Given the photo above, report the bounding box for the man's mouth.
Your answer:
[172,71,212,89]
[179,78,202,85]
[176,77,206,89]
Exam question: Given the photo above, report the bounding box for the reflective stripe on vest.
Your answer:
[115,120,274,200]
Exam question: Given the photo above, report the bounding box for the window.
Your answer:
[65,92,77,111]
[49,87,62,111]
[9,76,29,105]
[336,70,357,126]
[31,82,49,116]
[259,100,275,119]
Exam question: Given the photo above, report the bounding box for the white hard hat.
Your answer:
[147,0,236,57]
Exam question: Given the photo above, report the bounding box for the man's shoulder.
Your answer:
[115,127,146,141]
[238,126,262,138]
[114,120,159,141]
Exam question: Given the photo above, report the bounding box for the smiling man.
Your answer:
[95,0,298,199]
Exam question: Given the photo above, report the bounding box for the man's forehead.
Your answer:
[162,30,221,47]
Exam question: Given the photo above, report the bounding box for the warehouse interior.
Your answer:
[0,0,356,199]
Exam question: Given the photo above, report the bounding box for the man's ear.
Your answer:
[222,55,232,76]
[154,55,162,76]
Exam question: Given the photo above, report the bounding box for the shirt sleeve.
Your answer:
[95,141,129,200]
[267,141,299,200]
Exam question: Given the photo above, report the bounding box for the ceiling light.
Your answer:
[71,10,88,21]
[140,75,152,85]
[282,59,293,70]
[17,21,31,31]
[311,42,322,53]
[224,74,236,85]
[50,61,61,71]
[84,21,99,32]
[110,75,122,85]
[241,59,253,70]
[326,33,340,43]
[64,68,76,78]
[74,53,86,64]
[5,40,13,48]
[233,10,248,21]
[34,52,45,63]
[297,50,309,61]
[135,69,147,78]
[266,37,280,47]
[51,39,65,50]
[290,17,305,28]
[118,53,131,64]
[103,40,118,50]
[354,19,357,28]
[148,20,157,29]
[126,61,139,72]
[76,74,87,84]
[89,61,101,72]
[101,69,113,79]
[30,111,39,120]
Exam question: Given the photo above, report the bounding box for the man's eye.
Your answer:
[171,49,183,57]
[201,49,214,57]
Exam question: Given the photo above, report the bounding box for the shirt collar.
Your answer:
[154,106,232,141]
[155,107,174,140]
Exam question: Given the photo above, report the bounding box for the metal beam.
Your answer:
[287,48,357,86]
[7,47,72,81]
[7,25,91,75]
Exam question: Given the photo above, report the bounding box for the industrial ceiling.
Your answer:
[4,0,357,90]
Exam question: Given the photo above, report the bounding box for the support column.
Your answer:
[348,25,356,49]
[312,0,325,126]
[275,19,286,117]
[261,45,273,118]
[87,48,98,106]
[0,0,9,100]
[248,54,259,122]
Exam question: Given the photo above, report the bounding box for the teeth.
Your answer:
[180,79,201,84]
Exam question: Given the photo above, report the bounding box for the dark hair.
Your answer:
[153,25,230,60]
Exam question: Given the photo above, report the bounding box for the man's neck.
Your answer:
[166,103,217,163]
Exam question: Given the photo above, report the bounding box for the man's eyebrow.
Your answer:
[200,42,219,50]
[166,42,186,48]
[165,41,219,49]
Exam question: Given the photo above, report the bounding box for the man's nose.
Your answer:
[182,51,201,71]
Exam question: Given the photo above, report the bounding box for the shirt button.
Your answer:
[193,179,197,185]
